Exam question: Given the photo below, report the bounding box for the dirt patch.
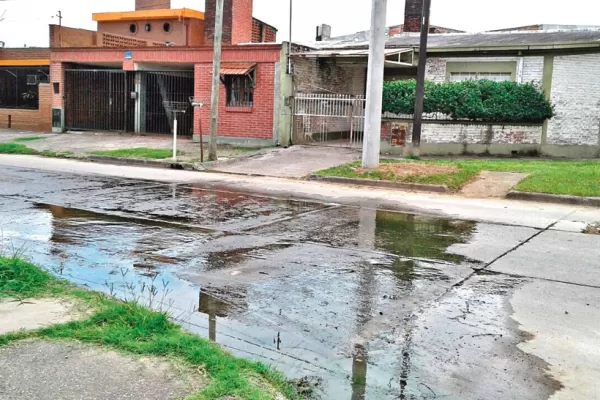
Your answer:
[355,163,459,178]
[584,223,600,235]
[0,298,82,334]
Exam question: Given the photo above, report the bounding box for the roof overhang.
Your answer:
[0,60,50,67]
[93,8,204,23]
[291,48,415,67]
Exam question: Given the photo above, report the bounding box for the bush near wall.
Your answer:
[382,80,554,123]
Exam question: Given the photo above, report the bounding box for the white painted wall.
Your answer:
[547,53,600,146]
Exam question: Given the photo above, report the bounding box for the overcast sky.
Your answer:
[0,0,598,47]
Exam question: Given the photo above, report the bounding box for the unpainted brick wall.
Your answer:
[0,48,51,60]
[193,62,275,140]
[135,0,170,10]
[381,120,542,145]
[547,53,600,146]
[293,58,366,95]
[252,19,277,43]
[49,25,97,48]
[0,83,52,132]
[205,0,253,45]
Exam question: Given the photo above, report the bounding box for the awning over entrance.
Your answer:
[220,63,256,76]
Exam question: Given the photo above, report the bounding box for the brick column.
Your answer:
[50,62,65,109]
[50,62,65,132]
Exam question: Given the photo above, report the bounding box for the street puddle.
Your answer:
[1,197,479,399]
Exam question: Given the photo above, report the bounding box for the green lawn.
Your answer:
[0,143,73,158]
[316,159,600,197]
[12,136,48,142]
[0,256,299,400]
[0,143,39,155]
[91,148,184,159]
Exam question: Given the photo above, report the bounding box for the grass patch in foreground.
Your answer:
[0,143,39,155]
[91,148,184,159]
[317,159,600,197]
[12,136,48,142]
[0,256,298,399]
[0,143,72,158]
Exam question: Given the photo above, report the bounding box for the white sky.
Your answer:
[0,0,598,47]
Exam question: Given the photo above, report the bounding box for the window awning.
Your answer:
[220,63,256,76]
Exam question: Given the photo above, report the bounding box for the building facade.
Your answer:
[0,0,289,147]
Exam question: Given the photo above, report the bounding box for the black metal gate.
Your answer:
[65,70,135,132]
[143,71,194,137]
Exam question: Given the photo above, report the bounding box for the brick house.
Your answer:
[291,0,600,158]
[0,0,292,147]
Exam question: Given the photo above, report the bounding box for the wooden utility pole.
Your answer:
[411,0,431,154]
[208,0,224,161]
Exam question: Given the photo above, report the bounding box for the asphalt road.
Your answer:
[0,155,599,400]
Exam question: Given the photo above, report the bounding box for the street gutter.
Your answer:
[507,191,600,207]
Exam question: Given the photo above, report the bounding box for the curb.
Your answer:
[506,191,600,207]
[87,155,199,171]
[307,175,448,193]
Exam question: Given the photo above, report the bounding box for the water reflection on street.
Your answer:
[0,167,484,399]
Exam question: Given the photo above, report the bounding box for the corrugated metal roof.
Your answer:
[291,48,410,57]
[220,63,256,75]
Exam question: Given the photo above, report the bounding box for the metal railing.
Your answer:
[294,93,365,148]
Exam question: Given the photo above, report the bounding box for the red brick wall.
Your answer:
[188,18,205,46]
[50,62,65,109]
[51,45,282,64]
[135,0,170,11]
[0,48,51,60]
[49,25,97,48]
[205,0,253,45]
[0,84,52,131]
[205,0,233,45]
[252,18,277,43]
[194,62,275,140]
[232,0,253,44]
[404,0,423,33]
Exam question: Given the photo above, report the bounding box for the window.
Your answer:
[163,22,172,33]
[0,67,49,110]
[145,23,152,32]
[450,72,513,82]
[224,75,254,107]
[129,23,138,34]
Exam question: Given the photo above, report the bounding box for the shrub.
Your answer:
[382,80,554,123]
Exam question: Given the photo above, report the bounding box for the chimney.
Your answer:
[316,24,332,41]
[404,0,423,33]
[205,0,254,45]
[135,0,170,11]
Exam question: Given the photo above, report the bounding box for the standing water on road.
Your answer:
[0,166,562,399]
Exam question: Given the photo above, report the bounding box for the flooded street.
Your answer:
[1,165,599,399]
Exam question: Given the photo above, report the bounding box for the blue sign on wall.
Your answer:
[124,51,132,60]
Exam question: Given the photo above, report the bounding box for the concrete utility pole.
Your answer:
[411,0,432,154]
[361,0,387,169]
[208,0,224,162]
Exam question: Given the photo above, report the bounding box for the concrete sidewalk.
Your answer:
[0,129,255,161]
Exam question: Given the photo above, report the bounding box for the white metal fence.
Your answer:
[293,93,366,148]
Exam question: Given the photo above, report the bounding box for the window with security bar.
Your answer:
[0,67,49,109]
[224,74,254,107]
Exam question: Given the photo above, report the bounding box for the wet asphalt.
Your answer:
[1,165,599,399]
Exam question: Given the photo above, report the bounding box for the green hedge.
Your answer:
[382,80,554,123]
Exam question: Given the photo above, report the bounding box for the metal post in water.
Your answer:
[173,115,178,160]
